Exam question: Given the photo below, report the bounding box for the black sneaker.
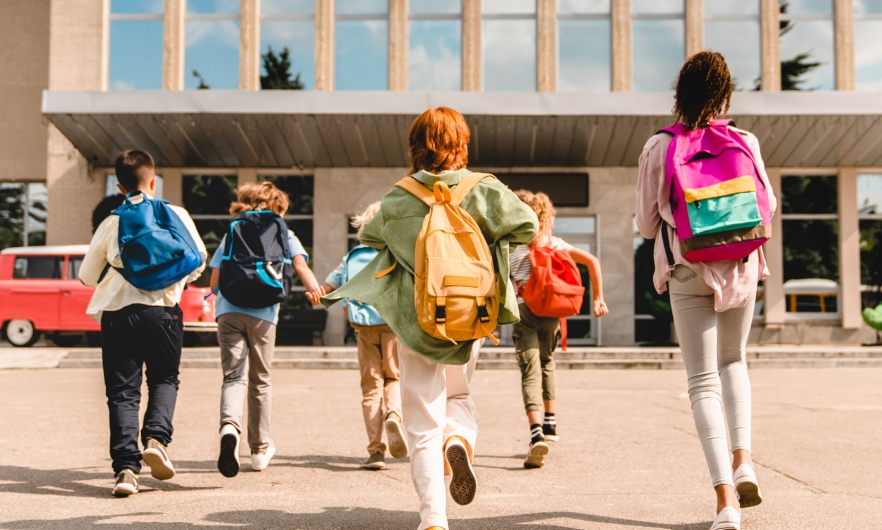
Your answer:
[112,469,139,497]
[543,417,559,442]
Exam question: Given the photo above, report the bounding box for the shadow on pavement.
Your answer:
[0,466,221,500]
[272,454,410,472]
[0,507,709,530]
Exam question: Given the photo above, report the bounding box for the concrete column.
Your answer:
[835,0,855,90]
[101,0,110,91]
[764,168,785,325]
[240,0,260,90]
[462,0,481,91]
[163,0,185,90]
[315,0,334,90]
[611,0,631,92]
[388,0,407,91]
[839,168,862,329]
[238,168,258,186]
[537,0,556,92]
[685,0,703,58]
[760,0,781,91]
[162,168,183,206]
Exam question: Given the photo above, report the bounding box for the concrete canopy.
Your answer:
[42,90,882,168]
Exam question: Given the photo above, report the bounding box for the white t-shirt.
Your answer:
[509,236,574,304]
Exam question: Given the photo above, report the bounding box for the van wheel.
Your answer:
[6,320,41,347]
[49,333,84,348]
[183,332,202,348]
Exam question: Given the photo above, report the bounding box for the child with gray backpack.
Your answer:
[323,201,408,470]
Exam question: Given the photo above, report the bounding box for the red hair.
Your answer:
[408,107,470,175]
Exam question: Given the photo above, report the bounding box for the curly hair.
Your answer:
[351,201,381,238]
[515,189,556,246]
[408,107,470,175]
[230,181,290,216]
[673,51,733,130]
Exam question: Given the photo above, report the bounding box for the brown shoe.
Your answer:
[362,451,386,470]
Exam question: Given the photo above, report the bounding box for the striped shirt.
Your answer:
[510,237,574,304]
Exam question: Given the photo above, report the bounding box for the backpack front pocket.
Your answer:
[685,176,763,236]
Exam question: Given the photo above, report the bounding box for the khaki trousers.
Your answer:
[513,303,560,412]
[218,313,275,453]
[356,328,401,455]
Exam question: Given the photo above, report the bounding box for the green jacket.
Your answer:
[322,169,539,365]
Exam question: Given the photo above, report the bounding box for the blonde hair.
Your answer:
[515,189,556,246]
[351,201,382,237]
[230,181,290,216]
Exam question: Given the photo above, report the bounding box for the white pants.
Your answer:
[669,266,754,489]
[398,338,481,530]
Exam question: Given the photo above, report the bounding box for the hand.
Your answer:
[305,284,325,305]
[593,298,609,317]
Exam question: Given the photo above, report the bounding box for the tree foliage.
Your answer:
[192,70,210,89]
[260,47,305,90]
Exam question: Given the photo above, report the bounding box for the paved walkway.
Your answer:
[0,367,879,529]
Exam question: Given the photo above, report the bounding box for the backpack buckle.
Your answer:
[477,304,491,323]
[435,305,446,324]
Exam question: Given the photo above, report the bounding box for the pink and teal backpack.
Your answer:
[659,119,772,263]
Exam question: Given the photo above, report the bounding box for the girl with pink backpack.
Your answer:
[636,52,777,530]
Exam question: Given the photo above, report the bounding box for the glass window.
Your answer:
[182,175,238,256]
[855,3,882,90]
[409,2,462,91]
[335,1,388,90]
[484,3,536,91]
[185,2,240,90]
[557,0,611,92]
[0,183,46,251]
[68,257,83,281]
[779,0,834,90]
[632,0,683,14]
[704,1,760,90]
[261,1,315,89]
[13,257,62,280]
[858,174,882,309]
[108,1,164,90]
[554,216,599,345]
[105,174,163,199]
[632,19,684,91]
[781,176,839,314]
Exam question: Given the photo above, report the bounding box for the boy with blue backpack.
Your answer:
[322,202,408,470]
[209,181,324,478]
[80,150,207,497]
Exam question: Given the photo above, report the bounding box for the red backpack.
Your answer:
[516,245,585,350]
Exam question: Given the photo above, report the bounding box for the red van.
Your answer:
[0,245,216,347]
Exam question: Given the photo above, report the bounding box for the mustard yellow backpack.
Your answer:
[393,173,500,345]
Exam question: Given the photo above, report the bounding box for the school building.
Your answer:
[4,0,882,346]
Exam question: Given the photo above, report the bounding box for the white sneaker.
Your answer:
[384,412,409,459]
[251,438,276,471]
[733,464,763,508]
[710,507,740,530]
[217,424,240,478]
[142,438,175,480]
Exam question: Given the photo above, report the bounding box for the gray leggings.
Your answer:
[669,265,755,488]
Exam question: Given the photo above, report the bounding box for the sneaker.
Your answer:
[251,438,276,472]
[543,416,559,442]
[733,464,763,508]
[384,412,409,459]
[523,440,549,469]
[362,451,386,470]
[445,437,476,506]
[217,424,240,478]
[112,469,139,497]
[710,507,740,530]
[142,438,175,480]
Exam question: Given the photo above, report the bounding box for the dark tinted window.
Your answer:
[12,256,62,279]
[68,257,83,280]
[494,173,590,207]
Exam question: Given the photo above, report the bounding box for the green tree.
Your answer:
[753,1,824,91]
[260,47,305,90]
[0,184,24,251]
[192,70,210,89]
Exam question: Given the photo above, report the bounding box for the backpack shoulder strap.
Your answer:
[394,177,436,206]
[450,173,495,206]
[657,123,686,137]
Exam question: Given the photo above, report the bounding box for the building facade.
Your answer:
[4,0,882,346]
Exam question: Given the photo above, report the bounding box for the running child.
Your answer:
[79,150,207,497]
[510,190,609,469]
[323,107,538,530]
[322,201,408,471]
[210,181,324,478]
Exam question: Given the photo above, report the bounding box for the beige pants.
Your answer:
[399,338,481,530]
[669,265,755,488]
[356,328,401,455]
[218,313,275,453]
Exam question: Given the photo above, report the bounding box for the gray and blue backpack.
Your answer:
[342,245,387,329]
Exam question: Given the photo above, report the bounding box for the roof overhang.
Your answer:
[42,90,882,168]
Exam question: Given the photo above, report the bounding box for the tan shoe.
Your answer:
[112,469,139,497]
[444,436,476,506]
[142,438,175,480]
[384,412,409,459]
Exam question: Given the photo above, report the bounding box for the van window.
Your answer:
[68,257,83,280]
[12,256,63,279]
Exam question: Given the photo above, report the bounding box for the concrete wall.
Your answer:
[0,1,51,182]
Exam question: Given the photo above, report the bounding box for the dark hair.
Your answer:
[408,107,470,175]
[92,194,125,233]
[114,150,155,191]
[673,51,734,130]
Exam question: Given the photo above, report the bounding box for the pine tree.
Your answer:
[261,47,305,90]
[192,70,210,90]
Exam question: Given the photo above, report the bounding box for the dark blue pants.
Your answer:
[101,304,183,475]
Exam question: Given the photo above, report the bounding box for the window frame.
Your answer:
[407,2,463,91]
[259,2,317,89]
[556,1,612,92]
[630,1,685,91]
[702,5,761,90]
[778,1,836,90]
[184,4,241,90]
[481,1,538,91]
[107,5,165,91]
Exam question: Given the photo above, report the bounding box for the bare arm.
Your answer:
[293,255,325,305]
[569,247,609,317]
[210,268,219,291]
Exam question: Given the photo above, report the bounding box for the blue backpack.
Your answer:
[342,245,387,329]
[108,191,203,291]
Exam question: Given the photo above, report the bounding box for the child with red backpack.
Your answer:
[322,201,408,471]
[636,52,776,530]
[510,190,608,469]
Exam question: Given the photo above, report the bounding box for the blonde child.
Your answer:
[323,202,408,470]
[510,190,609,469]
[209,181,324,477]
